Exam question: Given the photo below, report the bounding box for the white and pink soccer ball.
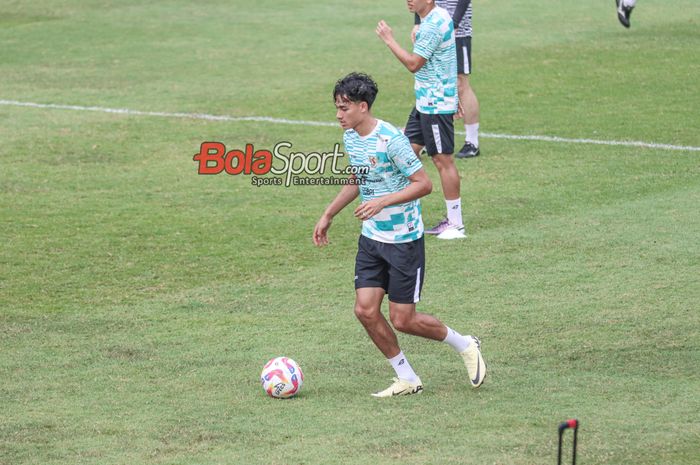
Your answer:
[260,357,304,398]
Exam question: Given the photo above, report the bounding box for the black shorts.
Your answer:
[456,36,472,75]
[355,235,425,304]
[404,107,455,156]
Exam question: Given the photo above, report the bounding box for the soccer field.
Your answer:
[1,1,699,464]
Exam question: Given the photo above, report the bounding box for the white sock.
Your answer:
[623,0,636,7]
[445,198,463,227]
[465,123,479,147]
[443,326,471,353]
[388,351,419,382]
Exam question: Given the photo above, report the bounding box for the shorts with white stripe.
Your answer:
[456,36,473,75]
[355,235,425,304]
[404,107,455,156]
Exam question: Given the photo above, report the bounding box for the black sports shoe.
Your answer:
[616,0,634,28]
[456,142,480,159]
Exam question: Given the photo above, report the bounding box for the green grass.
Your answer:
[1,1,699,464]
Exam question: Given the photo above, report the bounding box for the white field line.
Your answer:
[1,99,699,152]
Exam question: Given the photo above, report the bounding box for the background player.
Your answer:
[376,0,466,240]
[616,0,637,28]
[414,0,481,158]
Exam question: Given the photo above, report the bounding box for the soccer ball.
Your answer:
[260,357,304,398]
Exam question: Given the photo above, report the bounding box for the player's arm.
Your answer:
[376,20,426,73]
[355,134,430,219]
[354,169,431,220]
[313,178,360,246]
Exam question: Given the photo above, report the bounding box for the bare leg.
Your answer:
[354,287,401,358]
[388,301,448,341]
[431,154,461,200]
[458,74,480,126]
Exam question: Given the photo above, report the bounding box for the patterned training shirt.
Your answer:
[343,120,424,243]
[413,6,457,115]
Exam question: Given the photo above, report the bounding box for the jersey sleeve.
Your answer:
[452,0,472,27]
[387,133,422,178]
[413,22,441,60]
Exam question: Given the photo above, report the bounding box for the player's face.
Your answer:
[407,0,430,13]
[335,96,367,130]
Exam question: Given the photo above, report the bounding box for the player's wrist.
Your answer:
[384,36,398,48]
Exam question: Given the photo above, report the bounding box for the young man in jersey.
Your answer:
[376,0,466,240]
[414,0,481,158]
[313,72,486,397]
[616,0,636,28]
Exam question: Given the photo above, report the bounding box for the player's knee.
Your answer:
[390,312,413,333]
[354,304,377,323]
[433,155,455,171]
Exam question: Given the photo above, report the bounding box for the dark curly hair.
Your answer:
[333,72,379,109]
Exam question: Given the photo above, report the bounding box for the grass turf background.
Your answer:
[1,1,699,464]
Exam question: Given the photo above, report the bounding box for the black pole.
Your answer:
[557,419,579,465]
[572,423,578,465]
[557,426,563,465]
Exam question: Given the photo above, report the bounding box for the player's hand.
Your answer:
[376,20,394,44]
[313,215,332,247]
[455,99,465,120]
[354,199,385,221]
[411,25,419,43]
